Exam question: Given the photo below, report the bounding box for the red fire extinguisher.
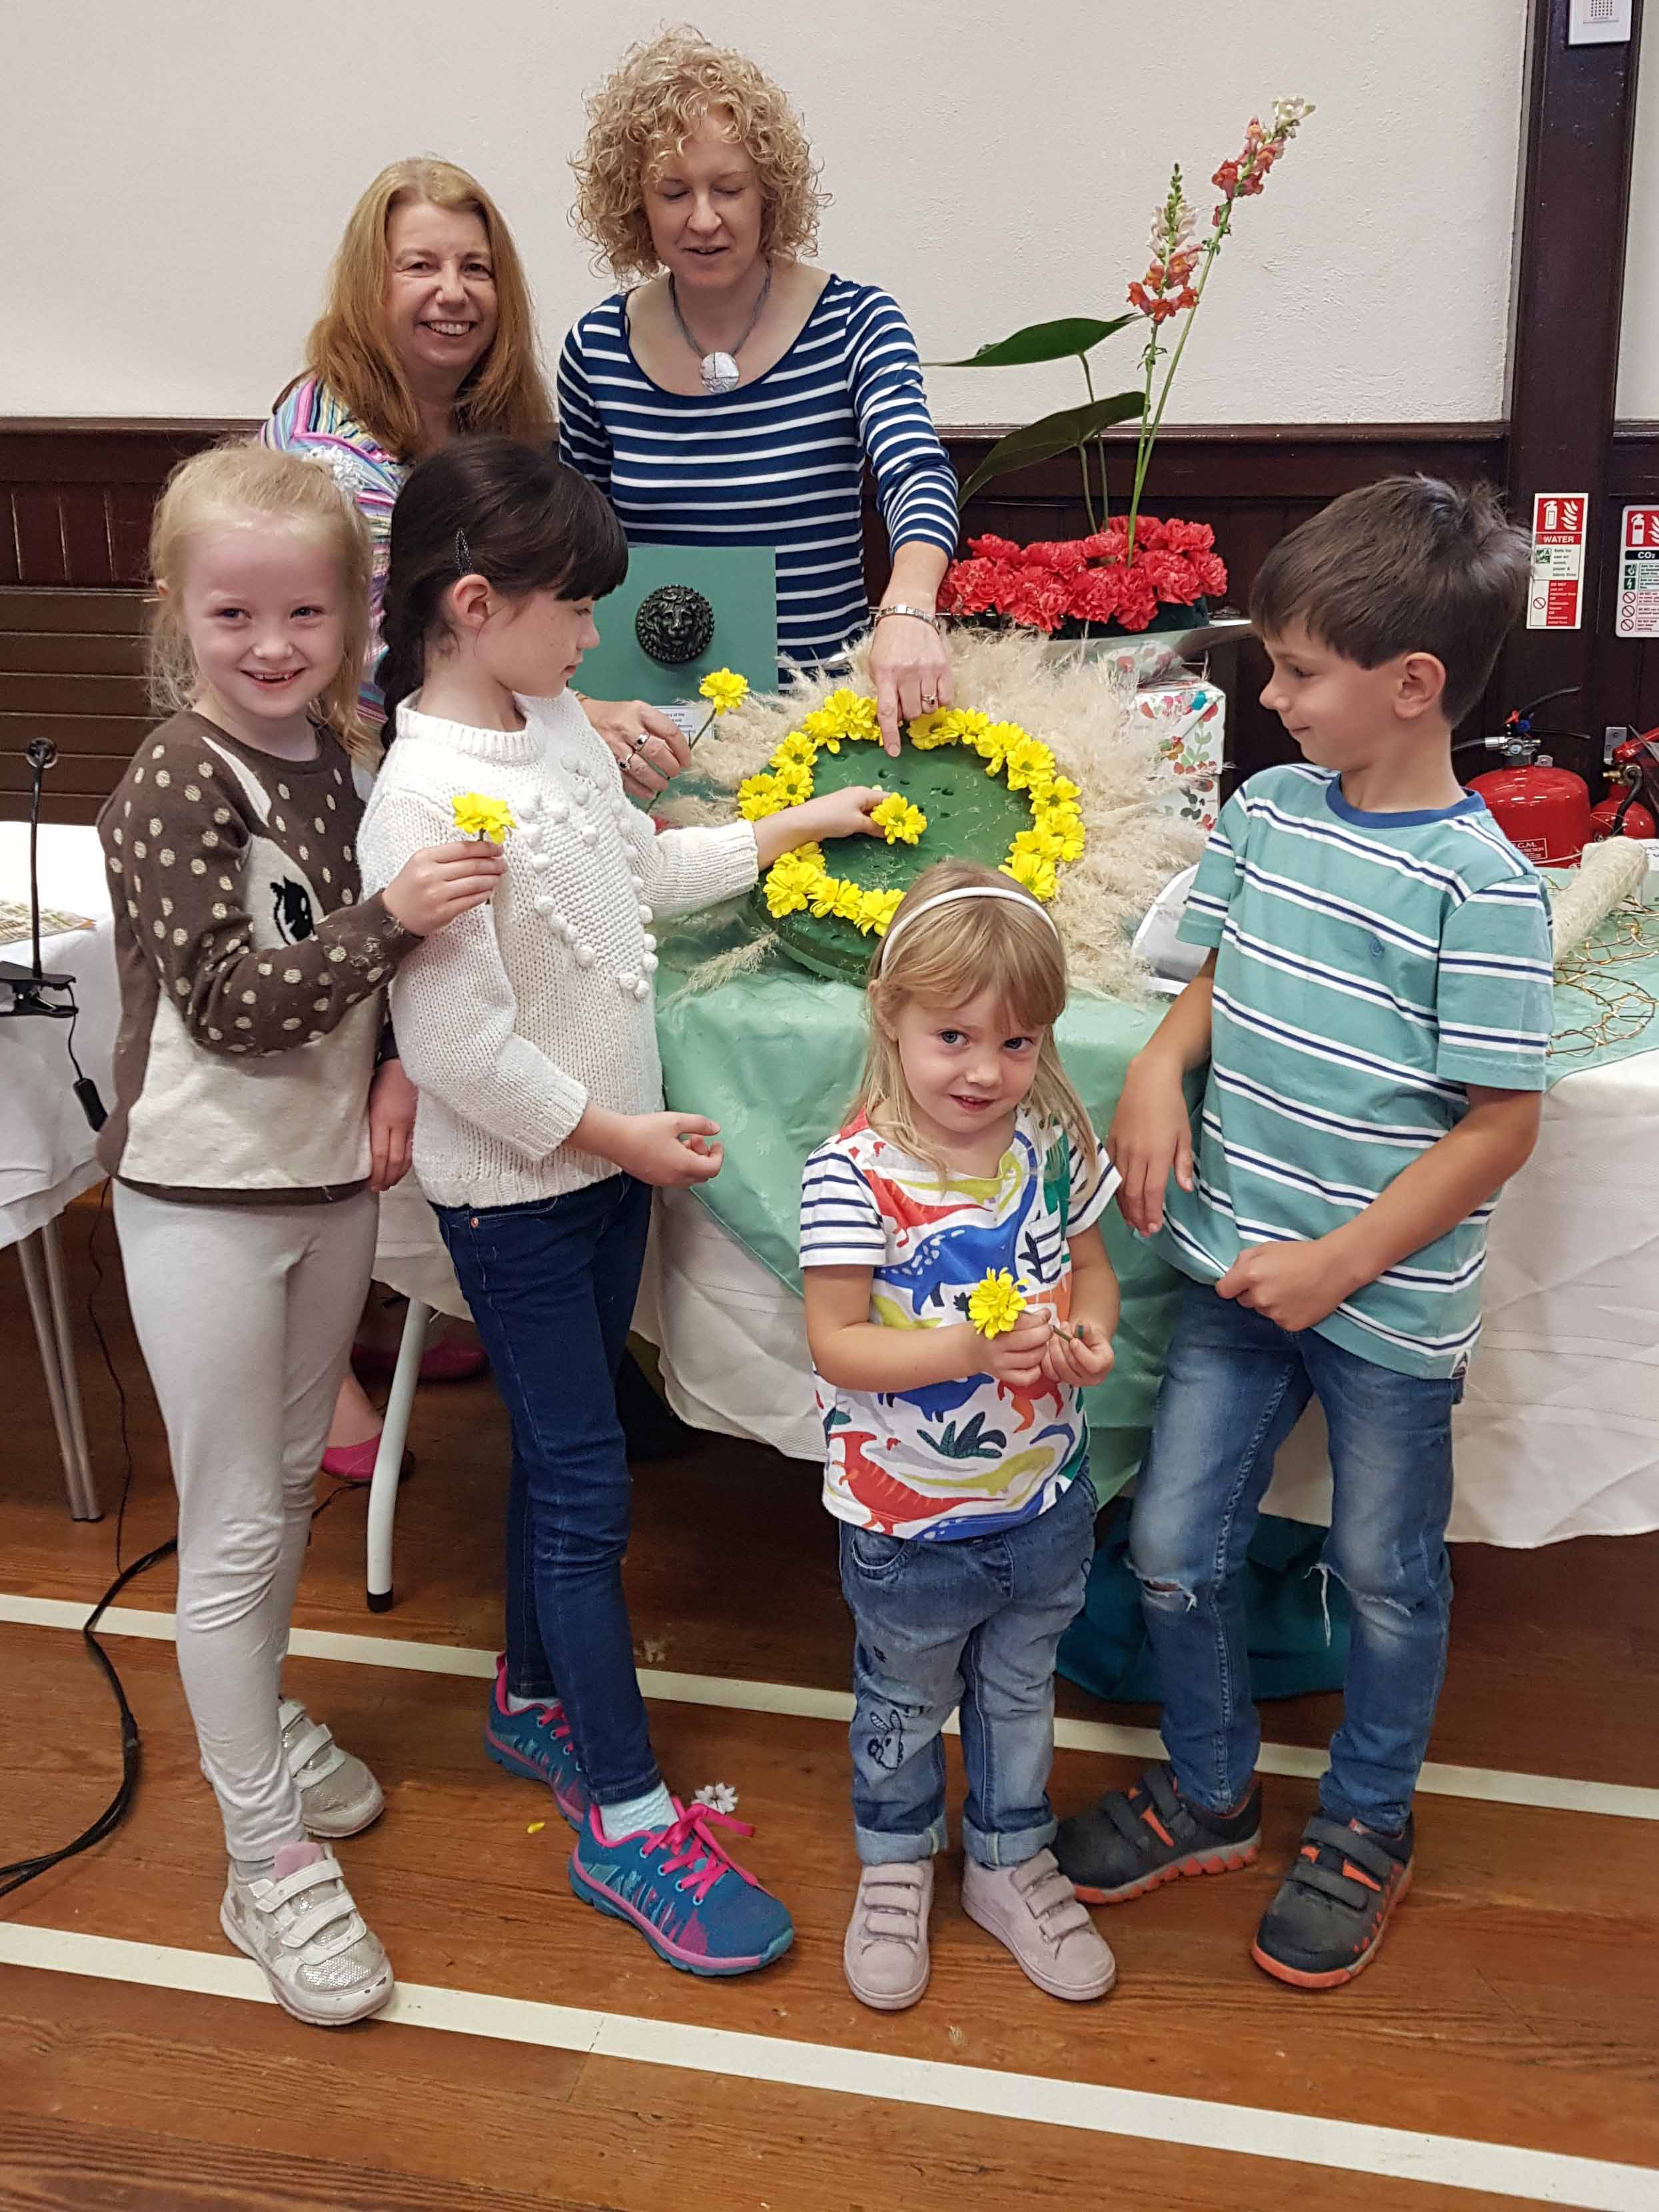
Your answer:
[1587,729,1659,844]
[1462,690,1656,864]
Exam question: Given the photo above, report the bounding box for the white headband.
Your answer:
[876,883,1061,968]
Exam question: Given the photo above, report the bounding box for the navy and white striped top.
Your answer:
[556,277,959,673]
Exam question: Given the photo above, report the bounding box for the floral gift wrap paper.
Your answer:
[1133,680,1225,832]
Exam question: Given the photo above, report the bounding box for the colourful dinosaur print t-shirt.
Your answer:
[799,1108,1118,1542]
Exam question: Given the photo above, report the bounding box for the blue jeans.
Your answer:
[1132,1279,1460,1834]
[434,1175,659,1809]
[840,1469,1098,1869]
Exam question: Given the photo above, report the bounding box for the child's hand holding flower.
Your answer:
[969,1269,1027,1338]
[1041,1315,1115,1389]
[965,1269,1053,1390]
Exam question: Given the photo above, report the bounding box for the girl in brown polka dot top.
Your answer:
[96,446,503,2026]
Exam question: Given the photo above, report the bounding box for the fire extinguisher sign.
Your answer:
[1526,493,1588,630]
[1615,505,1659,640]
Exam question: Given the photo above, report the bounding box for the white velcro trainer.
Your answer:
[280,1698,385,1838]
[221,1840,394,2026]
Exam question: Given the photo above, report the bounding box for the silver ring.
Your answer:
[921,694,938,710]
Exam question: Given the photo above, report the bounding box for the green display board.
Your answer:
[582,543,778,706]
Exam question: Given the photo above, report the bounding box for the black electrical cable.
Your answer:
[1,1194,366,1900]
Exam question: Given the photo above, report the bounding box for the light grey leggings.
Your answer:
[114,1183,377,1862]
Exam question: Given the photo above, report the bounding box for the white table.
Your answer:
[1,820,119,1518]
[630,1044,1659,1549]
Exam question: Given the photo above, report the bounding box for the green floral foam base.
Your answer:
[760,737,1034,981]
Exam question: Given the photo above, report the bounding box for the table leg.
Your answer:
[366,1298,430,1612]
[17,1227,101,1520]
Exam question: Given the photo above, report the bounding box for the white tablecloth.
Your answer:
[632,1045,1659,1548]
[0,823,119,1251]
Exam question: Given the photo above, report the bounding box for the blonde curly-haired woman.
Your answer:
[561,27,960,754]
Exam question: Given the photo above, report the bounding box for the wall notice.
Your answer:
[1527,494,1588,631]
[1615,505,1659,640]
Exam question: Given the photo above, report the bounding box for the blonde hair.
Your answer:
[572,25,827,280]
[854,860,1097,1177]
[147,442,377,765]
[280,157,554,461]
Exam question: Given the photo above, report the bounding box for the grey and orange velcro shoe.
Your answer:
[1055,1763,1261,1904]
[1251,1812,1413,1990]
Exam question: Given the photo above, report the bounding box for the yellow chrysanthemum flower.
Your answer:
[866,887,906,935]
[871,794,928,846]
[967,1269,1028,1339]
[450,792,516,843]
[763,848,826,917]
[1003,849,1059,902]
[820,688,881,742]
[906,709,955,750]
[1003,738,1057,792]
[698,668,750,716]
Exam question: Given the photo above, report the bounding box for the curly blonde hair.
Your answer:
[278,158,553,462]
[148,443,377,766]
[571,26,828,280]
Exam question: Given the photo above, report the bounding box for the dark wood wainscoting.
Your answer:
[7,416,1655,823]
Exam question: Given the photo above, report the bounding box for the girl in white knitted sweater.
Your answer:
[359,437,883,1977]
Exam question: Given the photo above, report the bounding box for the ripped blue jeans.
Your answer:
[841,1468,1099,1869]
[1131,1279,1459,1834]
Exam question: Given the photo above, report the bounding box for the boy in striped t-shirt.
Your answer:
[1057,478,1553,1989]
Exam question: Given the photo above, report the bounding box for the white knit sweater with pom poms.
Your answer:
[358,690,758,1209]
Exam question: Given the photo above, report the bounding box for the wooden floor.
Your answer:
[2,1193,1656,2212]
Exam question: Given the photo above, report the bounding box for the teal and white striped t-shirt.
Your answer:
[1157,763,1554,1379]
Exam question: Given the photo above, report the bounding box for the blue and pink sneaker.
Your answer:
[482,1657,589,1832]
[569,1795,794,1977]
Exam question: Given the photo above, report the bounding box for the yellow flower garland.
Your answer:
[738,690,1086,937]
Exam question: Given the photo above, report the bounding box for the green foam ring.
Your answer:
[758,732,1037,981]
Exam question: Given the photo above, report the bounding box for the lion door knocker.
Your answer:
[635,583,716,666]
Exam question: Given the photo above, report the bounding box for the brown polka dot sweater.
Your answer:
[95,710,417,1203]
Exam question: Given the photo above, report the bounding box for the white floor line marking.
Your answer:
[0,1922,1650,2209]
[5,1591,1658,1824]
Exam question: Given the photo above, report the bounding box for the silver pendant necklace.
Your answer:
[668,260,772,394]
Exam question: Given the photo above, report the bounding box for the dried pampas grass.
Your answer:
[656,628,1208,1000]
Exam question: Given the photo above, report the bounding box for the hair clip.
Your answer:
[455,528,474,576]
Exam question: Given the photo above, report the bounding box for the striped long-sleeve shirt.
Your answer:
[556,277,960,673]
[263,377,410,730]
[1157,763,1554,1379]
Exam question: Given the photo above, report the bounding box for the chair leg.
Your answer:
[40,1216,99,1520]
[18,1227,100,1521]
[366,1297,431,1612]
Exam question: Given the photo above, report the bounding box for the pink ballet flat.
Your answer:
[352,1336,488,1385]
[320,1436,415,1485]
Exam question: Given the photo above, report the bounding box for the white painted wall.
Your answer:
[1617,0,1659,419]
[3,0,1528,426]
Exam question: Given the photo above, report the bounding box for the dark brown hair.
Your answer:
[1249,475,1528,725]
[378,436,628,728]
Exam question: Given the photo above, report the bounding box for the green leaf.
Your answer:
[929,314,1138,368]
[959,393,1145,504]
